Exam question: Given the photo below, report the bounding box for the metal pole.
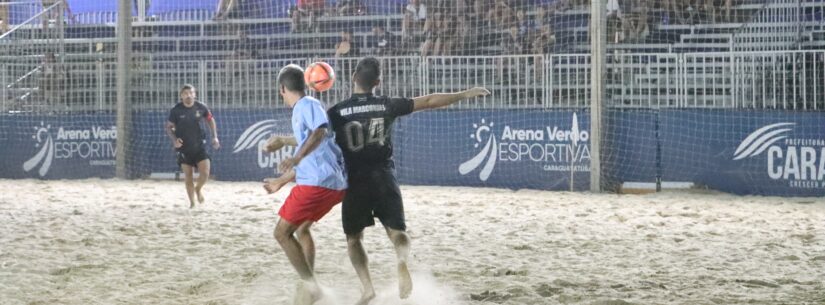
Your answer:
[138,0,146,22]
[58,0,65,64]
[1,65,6,111]
[589,0,604,192]
[116,0,132,179]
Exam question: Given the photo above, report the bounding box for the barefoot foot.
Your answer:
[294,280,322,305]
[354,289,375,305]
[196,188,205,204]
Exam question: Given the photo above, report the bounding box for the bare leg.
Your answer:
[274,219,321,304]
[385,228,412,299]
[195,159,210,204]
[296,222,315,272]
[181,164,196,208]
[347,232,376,305]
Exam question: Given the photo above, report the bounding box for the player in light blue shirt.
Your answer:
[263,64,346,304]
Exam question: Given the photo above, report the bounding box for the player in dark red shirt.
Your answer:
[165,84,220,208]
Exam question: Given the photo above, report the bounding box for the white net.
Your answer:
[599,0,825,195]
[0,0,823,194]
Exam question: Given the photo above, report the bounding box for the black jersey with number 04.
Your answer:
[167,101,213,153]
[327,93,414,171]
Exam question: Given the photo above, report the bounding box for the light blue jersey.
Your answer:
[291,96,347,190]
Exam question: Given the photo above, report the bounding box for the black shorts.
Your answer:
[342,167,405,236]
[177,149,210,167]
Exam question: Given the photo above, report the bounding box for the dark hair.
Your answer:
[278,64,306,93]
[354,57,380,90]
[180,84,195,93]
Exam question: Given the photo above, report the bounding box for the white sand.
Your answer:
[0,179,824,305]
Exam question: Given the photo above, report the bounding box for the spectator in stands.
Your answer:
[419,11,440,56]
[214,0,238,20]
[531,24,555,54]
[622,0,649,42]
[402,0,427,48]
[371,25,396,56]
[335,29,359,57]
[419,12,453,57]
[702,0,717,23]
[233,30,257,59]
[40,52,65,109]
[684,0,700,24]
[0,2,9,36]
[41,0,74,30]
[467,0,483,28]
[515,9,529,36]
[455,15,473,55]
[607,0,621,19]
[502,25,525,55]
[337,0,366,16]
[662,0,686,24]
[435,12,457,55]
[292,0,324,33]
[723,0,733,22]
[0,17,8,37]
[486,0,515,29]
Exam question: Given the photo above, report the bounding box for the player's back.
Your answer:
[328,93,414,171]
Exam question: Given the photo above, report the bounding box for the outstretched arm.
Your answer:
[278,127,328,172]
[412,87,490,112]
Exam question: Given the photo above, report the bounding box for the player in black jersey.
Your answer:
[165,84,221,208]
[327,57,489,303]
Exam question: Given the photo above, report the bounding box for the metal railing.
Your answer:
[607,50,824,109]
[733,0,804,51]
[2,51,823,113]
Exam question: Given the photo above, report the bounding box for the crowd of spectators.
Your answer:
[6,0,752,60]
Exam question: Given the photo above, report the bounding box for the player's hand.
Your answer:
[173,138,183,149]
[212,137,221,150]
[263,178,286,194]
[278,157,300,173]
[264,136,287,152]
[462,87,491,99]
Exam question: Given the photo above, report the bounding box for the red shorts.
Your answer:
[278,185,345,225]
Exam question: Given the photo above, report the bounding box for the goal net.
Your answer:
[0,0,823,195]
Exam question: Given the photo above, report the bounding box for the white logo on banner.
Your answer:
[234,119,294,169]
[22,121,116,177]
[459,119,497,181]
[459,114,590,182]
[233,119,279,153]
[733,122,795,160]
[23,122,55,177]
[734,122,825,189]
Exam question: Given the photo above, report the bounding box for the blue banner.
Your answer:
[2,109,823,197]
[659,110,825,196]
[396,109,592,191]
[0,114,117,179]
[132,109,294,181]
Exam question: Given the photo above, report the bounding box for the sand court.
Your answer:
[0,179,823,305]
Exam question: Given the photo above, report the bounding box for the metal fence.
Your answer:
[607,50,824,109]
[2,51,824,112]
